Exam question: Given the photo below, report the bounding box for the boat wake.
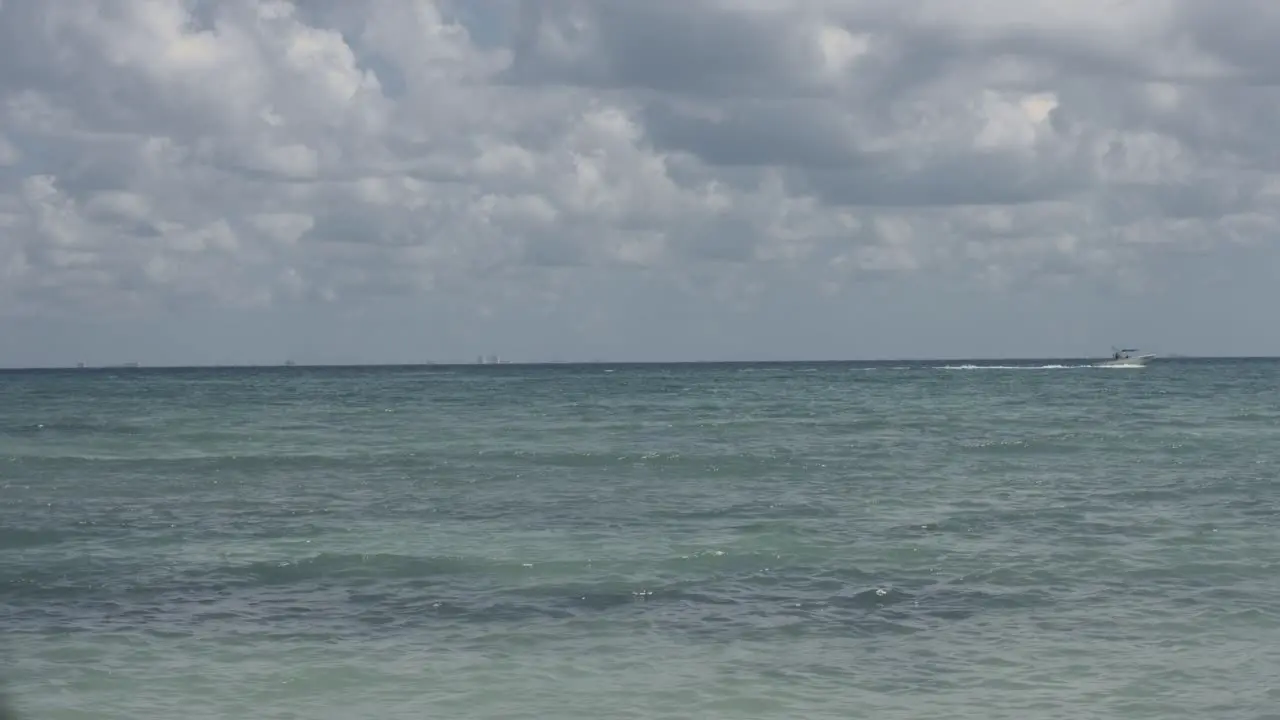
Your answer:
[936,364,1144,370]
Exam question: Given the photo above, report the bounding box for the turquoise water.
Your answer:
[2,360,1278,719]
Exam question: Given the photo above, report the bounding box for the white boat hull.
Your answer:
[1094,354,1155,367]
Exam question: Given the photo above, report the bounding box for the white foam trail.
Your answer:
[935,364,1136,370]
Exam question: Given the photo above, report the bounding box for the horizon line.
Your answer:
[2,354,1276,371]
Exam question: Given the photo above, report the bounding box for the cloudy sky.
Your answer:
[1,0,1277,366]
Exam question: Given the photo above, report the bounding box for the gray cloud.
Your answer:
[0,0,1278,363]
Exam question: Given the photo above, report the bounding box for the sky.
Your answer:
[1,0,1279,367]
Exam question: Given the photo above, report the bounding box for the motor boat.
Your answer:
[1094,347,1155,367]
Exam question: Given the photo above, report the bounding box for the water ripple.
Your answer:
[2,361,1279,718]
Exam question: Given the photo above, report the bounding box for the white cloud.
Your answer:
[0,0,1278,362]
[0,134,17,166]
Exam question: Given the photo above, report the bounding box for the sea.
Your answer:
[1,359,1278,720]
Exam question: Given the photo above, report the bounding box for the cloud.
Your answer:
[0,0,1278,360]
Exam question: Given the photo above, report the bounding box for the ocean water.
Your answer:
[2,359,1279,719]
